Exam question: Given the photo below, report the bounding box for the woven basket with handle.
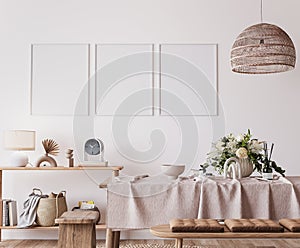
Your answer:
[34,188,67,227]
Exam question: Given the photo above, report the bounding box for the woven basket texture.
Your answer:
[231,23,296,74]
[36,194,67,227]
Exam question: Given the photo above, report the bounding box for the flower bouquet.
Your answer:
[203,130,285,176]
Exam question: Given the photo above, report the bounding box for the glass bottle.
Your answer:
[262,160,273,180]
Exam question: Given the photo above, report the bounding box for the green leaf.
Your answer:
[271,161,285,177]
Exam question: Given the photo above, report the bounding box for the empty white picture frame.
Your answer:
[31,44,90,115]
[95,44,154,116]
[160,44,218,116]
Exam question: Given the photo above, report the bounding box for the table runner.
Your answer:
[107,176,300,229]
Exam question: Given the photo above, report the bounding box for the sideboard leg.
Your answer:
[113,231,120,248]
[175,238,183,248]
[106,228,114,248]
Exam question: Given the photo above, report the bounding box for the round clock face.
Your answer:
[85,139,101,155]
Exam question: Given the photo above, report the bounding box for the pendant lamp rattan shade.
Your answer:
[231,23,296,74]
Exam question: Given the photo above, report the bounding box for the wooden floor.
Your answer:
[0,239,300,248]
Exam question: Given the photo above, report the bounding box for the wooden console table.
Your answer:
[0,165,123,243]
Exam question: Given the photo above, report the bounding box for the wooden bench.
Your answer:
[150,224,300,248]
[55,211,99,248]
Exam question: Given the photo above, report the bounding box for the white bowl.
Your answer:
[161,164,185,180]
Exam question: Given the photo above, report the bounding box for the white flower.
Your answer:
[236,134,244,142]
[227,140,238,153]
[215,141,224,151]
[236,147,248,158]
[227,133,235,141]
[249,140,263,154]
[207,151,216,159]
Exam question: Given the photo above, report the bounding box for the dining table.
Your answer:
[107,175,300,230]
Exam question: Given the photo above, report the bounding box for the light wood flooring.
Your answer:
[0,239,300,248]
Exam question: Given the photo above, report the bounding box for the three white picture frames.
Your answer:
[30,43,218,116]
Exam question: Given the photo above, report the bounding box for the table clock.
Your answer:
[83,138,106,165]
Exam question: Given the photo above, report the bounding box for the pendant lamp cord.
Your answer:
[260,0,263,23]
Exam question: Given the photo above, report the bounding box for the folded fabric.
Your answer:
[279,219,300,232]
[170,218,224,232]
[18,194,42,228]
[225,219,284,232]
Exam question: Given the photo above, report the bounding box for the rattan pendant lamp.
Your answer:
[230,0,296,74]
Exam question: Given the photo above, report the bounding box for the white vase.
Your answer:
[224,157,253,179]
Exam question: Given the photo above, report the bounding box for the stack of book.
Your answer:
[79,200,95,209]
[1,199,17,226]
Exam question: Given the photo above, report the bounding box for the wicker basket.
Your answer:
[34,189,67,227]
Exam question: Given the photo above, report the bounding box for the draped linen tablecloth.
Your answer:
[107,176,300,229]
[198,176,300,219]
[107,175,200,229]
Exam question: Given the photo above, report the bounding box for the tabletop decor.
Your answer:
[65,148,74,167]
[203,130,285,177]
[3,130,36,167]
[161,164,185,180]
[261,143,285,179]
[35,139,59,167]
[223,157,253,179]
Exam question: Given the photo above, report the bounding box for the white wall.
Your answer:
[0,0,300,240]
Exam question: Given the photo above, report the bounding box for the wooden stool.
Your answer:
[55,211,99,248]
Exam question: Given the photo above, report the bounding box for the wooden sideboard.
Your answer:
[0,165,123,242]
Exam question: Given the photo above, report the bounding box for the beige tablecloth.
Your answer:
[107,176,300,229]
